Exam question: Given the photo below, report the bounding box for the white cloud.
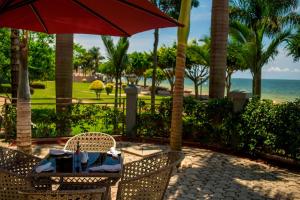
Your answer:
[265,66,290,72]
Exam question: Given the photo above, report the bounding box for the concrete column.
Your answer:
[124,86,140,138]
[228,91,251,112]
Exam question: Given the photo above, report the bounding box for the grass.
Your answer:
[1,81,167,107]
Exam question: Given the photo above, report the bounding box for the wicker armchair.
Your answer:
[0,146,42,200]
[20,188,106,200]
[64,132,116,152]
[116,151,184,200]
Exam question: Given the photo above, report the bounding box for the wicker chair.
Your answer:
[116,151,184,200]
[0,146,42,200]
[64,132,116,152]
[20,188,106,200]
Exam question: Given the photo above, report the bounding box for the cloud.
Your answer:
[265,66,290,72]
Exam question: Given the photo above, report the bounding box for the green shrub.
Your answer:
[0,84,11,93]
[30,82,46,89]
[89,80,104,99]
[105,83,114,95]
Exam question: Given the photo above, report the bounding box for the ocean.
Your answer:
[148,78,300,103]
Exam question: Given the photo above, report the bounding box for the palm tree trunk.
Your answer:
[55,34,73,136]
[252,69,262,97]
[170,0,192,151]
[226,72,232,97]
[194,81,199,99]
[114,75,119,109]
[11,29,20,104]
[143,76,147,87]
[209,0,229,99]
[151,28,159,113]
[17,32,31,154]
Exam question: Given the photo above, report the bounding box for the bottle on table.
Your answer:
[75,141,81,172]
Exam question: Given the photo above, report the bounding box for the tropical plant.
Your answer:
[286,26,300,62]
[209,0,229,99]
[55,34,74,136]
[185,39,210,99]
[101,36,129,109]
[230,0,299,97]
[170,0,192,151]
[89,80,104,99]
[88,47,104,74]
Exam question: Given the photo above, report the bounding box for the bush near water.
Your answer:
[137,97,300,160]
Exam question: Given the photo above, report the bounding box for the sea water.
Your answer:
[145,78,300,103]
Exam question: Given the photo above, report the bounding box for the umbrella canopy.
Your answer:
[0,0,180,36]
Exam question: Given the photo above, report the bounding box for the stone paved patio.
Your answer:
[1,141,299,200]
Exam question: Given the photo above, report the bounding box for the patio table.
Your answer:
[29,152,123,198]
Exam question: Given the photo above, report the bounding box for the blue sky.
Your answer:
[75,0,300,80]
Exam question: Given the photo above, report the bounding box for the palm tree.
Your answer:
[170,0,192,151]
[286,26,300,62]
[16,31,31,153]
[209,0,229,99]
[230,0,299,97]
[55,34,73,136]
[10,29,20,104]
[230,21,292,97]
[150,0,199,113]
[101,36,129,110]
[88,47,104,75]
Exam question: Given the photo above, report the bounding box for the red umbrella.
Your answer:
[0,0,180,36]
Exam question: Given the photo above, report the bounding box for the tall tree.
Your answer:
[230,0,299,97]
[16,31,31,153]
[150,0,199,113]
[55,34,73,136]
[226,40,247,96]
[170,0,192,151]
[127,52,150,84]
[88,47,104,75]
[158,45,177,94]
[11,29,20,103]
[29,33,55,82]
[186,39,210,99]
[101,36,129,110]
[209,0,229,99]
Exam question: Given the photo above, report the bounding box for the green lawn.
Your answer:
[0,81,167,106]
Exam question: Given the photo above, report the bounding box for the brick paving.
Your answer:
[1,140,299,200]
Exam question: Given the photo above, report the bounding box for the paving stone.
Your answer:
[1,140,300,200]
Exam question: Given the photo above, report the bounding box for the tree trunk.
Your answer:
[143,76,147,87]
[11,29,20,104]
[209,0,229,99]
[252,69,262,97]
[114,75,119,109]
[119,76,122,106]
[17,33,31,154]
[226,72,232,97]
[194,81,199,99]
[170,0,192,151]
[55,34,73,136]
[151,28,159,113]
